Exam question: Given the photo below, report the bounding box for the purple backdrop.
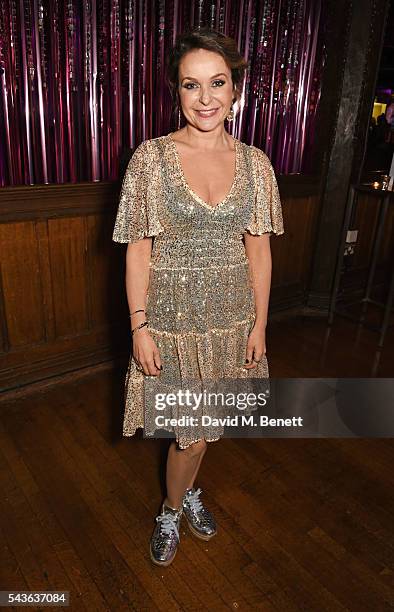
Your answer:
[0,0,326,186]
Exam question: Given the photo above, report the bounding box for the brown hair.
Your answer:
[166,26,248,112]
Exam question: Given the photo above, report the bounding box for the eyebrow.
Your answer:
[181,73,228,82]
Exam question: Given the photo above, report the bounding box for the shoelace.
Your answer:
[156,512,180,541]
[186,487,204,513]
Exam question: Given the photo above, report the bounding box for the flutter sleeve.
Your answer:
[244,147,285,236]
[112,140,165,243]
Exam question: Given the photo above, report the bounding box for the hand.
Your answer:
[244,323,266,370]
[132,328,162,376]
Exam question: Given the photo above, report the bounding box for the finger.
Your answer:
[147,359,160,376]
[253,350,264,363]
[244,343,256,368]
[153,349,162,372]
[139,359,151,376]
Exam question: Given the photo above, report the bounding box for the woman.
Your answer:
[112,27,284,567]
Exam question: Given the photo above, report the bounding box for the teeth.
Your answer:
[197,109,217,115]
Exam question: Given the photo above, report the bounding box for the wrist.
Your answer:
[130,310,146,323]
[131,320,149,336]
[133,326,149,336]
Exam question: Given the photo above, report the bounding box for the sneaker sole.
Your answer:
[184,515,217,541]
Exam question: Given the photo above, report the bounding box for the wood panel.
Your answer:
[0,221,45,348]
[271,192,320,310]
[352,192,394,270]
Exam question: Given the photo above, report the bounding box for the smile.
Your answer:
[195,108,219,118]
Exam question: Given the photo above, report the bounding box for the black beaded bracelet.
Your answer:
[129,308,145,317]
[131,320,149,336]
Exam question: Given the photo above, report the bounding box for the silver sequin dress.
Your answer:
[112,132,284,449]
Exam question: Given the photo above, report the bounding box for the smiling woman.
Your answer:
[165,41,246,208]
[112,26,284,568]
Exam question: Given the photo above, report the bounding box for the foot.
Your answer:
[182,487,217,540]
[150,503,183,566]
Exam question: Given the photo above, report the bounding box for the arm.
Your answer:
[112,140,165,376]
[244,232,272,329]
[242,148,284,369]
[126,238,162,376]
[243,233,272,369]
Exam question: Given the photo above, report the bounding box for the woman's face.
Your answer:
[177,48,235,131]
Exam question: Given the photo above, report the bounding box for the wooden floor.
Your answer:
[0,308,393,611]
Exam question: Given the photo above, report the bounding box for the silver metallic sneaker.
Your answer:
[150,503,183,566]
[182,487,217,540]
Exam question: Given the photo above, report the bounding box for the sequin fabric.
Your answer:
[112,132,284,449]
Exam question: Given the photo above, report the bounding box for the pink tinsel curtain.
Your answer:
[0,0,326,186]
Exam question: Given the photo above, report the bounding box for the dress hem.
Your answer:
[122,425,222,450]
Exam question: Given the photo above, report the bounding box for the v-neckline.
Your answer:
[167,132,239,211]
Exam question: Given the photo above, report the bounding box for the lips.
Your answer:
[195,108,219,118]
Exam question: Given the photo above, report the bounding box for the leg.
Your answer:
[186,442,207,489]
[164,439,207,509]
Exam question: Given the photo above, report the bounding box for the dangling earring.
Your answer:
[226,106,234,122]
[226,97,236,122]
[175,91,182,128]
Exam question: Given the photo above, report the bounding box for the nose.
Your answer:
[199,86,212,105]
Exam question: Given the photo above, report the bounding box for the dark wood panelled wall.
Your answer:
[0,183,127,390]
[0,0,391,391]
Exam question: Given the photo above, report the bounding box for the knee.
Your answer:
[182,439,207,458]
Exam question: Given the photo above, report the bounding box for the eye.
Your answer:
[182,79,226,89]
